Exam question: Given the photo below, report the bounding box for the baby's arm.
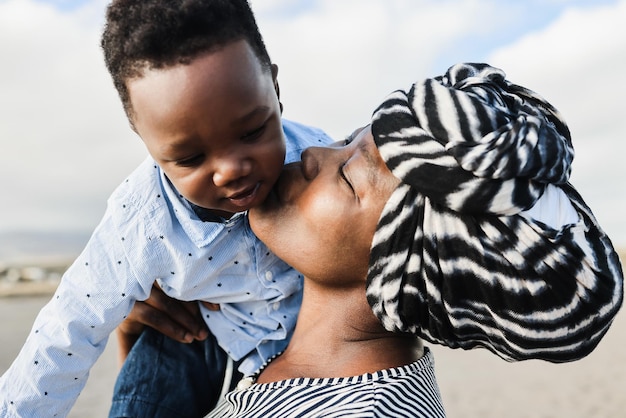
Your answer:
[0,212,152,417]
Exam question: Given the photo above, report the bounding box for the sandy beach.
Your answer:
[1,292,625,417]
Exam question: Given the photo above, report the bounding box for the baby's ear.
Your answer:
[271,64,283,114]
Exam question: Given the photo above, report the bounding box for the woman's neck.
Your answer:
[256,280,422,383]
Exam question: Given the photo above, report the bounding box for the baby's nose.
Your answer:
[213,157,251,187]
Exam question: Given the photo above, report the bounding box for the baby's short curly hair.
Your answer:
[101,0,271,119]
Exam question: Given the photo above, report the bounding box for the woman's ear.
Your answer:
[271,63,284,114]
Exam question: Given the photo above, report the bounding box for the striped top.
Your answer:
[206,348,445,418]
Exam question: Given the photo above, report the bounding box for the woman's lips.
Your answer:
[227,183,261,207]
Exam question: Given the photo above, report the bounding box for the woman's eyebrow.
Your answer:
[357,140,381,187]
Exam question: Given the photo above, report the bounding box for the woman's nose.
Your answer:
[301,147,325,180]
[301,146,341,180]
[212,156,251,187]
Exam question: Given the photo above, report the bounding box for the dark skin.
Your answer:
[118,129,424,382]
[255,279,422,382]
[249,127,423,381]
[115,283,215,364]
[119,128,423,376]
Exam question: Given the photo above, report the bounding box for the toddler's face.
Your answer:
[127,40,285,217]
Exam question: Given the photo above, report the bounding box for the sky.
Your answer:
[0,0,625,248]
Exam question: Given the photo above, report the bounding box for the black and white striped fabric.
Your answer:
[367,62,623,363]
[206,349,445,418]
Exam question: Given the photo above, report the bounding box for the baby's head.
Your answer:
[102,0,271,119]
[101,0,286,216]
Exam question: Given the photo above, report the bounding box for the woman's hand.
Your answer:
[116,282,217,365]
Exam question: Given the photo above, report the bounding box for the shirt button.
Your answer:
[265,271,273,282]
[272,302,280,311]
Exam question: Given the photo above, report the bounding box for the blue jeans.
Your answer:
[109,327,242,418]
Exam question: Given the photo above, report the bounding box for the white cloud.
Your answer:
[487,0,626,245]
[256,0,626,246]
[0,0,146,232]
[255,0,512,140]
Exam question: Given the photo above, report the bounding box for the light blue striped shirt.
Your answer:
[0,120,333,418]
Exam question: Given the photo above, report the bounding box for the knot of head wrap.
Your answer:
[365,63,623,362]
[371,62,573,215]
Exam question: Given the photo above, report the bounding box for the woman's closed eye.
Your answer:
[339,162,358,200]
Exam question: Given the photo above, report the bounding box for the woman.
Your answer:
[206,63,623,417]
[208,119,446,418]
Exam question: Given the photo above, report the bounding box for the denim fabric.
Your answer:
[109,328,242,418]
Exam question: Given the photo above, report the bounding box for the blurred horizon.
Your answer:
[0,230,89,265]
[2,227,624,267]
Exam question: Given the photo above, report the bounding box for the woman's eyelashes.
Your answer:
[339,162,358,198]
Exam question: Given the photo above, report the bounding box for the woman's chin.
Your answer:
[248,205,271,239]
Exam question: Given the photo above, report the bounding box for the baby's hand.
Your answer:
[115,282,209,364]
[201,301,220,311]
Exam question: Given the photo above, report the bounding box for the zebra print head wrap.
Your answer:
[372,62,573,216]
[365,63,623,362]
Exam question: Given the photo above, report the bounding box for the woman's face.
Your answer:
[249,126,400,286]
